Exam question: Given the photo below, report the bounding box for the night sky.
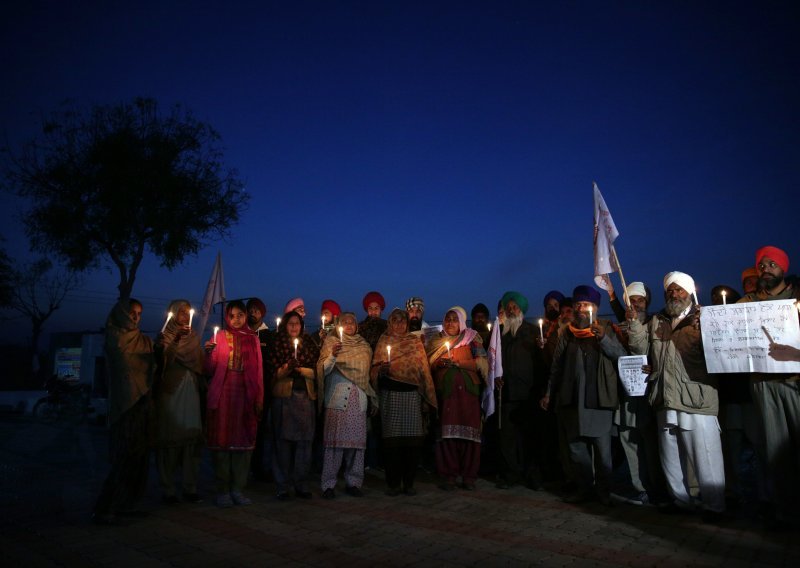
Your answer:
[2,1,798,344]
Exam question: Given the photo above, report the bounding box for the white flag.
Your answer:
[481,316,503,417]
[196,251,226,336]
[593,182,620,290]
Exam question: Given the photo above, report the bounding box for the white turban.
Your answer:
[663,271,695,295]
[626,282,647,299]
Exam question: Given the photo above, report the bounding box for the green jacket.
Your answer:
[628,307,718,416]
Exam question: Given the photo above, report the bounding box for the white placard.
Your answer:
[700,300,800,373]
[618,355,649,396]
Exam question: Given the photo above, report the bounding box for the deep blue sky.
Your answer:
[2,1,798,343]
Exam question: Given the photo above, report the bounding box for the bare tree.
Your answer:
[5,259,81,372]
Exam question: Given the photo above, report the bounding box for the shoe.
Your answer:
[461,482,476,491]
[322,488,335,499]
[231,492,253,506]
[215,494,234,508]
[183,493,203,504]
[276,492,290,501]
[404,487,417,496]
[385,487,400,496]
[438,481,456,491]
[295,489,312,499]
[162,495,180,505]
[611,490,649,506]
[345,486,363,497]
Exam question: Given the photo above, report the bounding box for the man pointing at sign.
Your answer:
[737,245,800,530]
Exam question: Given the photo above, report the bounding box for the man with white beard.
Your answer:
[494,291,547,489]
[627,271,726,523]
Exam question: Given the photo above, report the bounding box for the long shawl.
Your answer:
[105,299,155,425]
[317,332,376,405]
[373,331,437,409]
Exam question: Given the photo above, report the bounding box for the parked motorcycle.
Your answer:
[33,375,92,424]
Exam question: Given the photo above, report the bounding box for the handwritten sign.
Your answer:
[618,355,649,396]
[700,300,800,373]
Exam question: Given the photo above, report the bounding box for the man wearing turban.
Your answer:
[738,246,800,529]
[628,271,726,522]
[541,285,627,505]
[358,291,388,351]
[494,291,547,489]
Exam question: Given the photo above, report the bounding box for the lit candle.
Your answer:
[487,323,492,332]
[387,345,391,363]
[160,311,173,333]
[338,326,343,341]
[321,315,326,329]
[213,326,219,341]
[588,306,593,325]
[188,308,195,328]
[722,290,727,305]
[293,338,299,359]
[445,341,451,359]
[538,318,544,339]
[276,317,281,330]
[692,290,699,306]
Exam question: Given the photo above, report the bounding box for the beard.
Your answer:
[545,308,559,321]
[758,274,782,291]
[573,312,590,329]
[408,317,422,332]
[665,296,692,317]
[247,315,259,327]
[502,313,524,337]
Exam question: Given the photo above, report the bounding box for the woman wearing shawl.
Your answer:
[427,307,488,491]
[155,300,205,504]
[204,300,264,508]
[317,312,377,498]
[267,310,320,500]
[370,308,437,496]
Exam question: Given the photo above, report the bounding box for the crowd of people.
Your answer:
[91,245,800,531]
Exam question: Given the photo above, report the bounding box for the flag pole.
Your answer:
[610,244,630,308]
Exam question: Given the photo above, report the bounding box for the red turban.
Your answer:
[755,246,789,273]
[321,299,341,317]
[362,291,386,311]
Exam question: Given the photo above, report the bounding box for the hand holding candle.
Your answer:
[160,311,173,333]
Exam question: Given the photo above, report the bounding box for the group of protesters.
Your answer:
[92,244,799,531]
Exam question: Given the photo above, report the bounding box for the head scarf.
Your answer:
[321,299,341,317]
[317,312,375,400]
[741,266,758,284]
[373,309,437,408]
[268,311,319,371]
[663,271,696,295]
[246,297,267,317]
[284,297,305,315]
[405,297,425,313]
[755,246,789,273]
[470,303,490,319]
[500,291,529,314]
[363,291,386,311]
[543,290,565,307]
[626,282,647,300]
[572,285,601,307]
[160,299,203,374]
[426,306,479,364]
